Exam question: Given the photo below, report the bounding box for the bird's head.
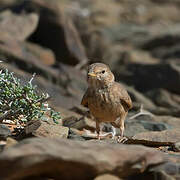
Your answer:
[87,63,114,88]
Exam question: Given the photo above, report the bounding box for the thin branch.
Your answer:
[0,109,21,123]
[129,104,154,120]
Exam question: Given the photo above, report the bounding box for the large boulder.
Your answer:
[0,138,165,179]
[10,0,88,66]
[0,10,39,41]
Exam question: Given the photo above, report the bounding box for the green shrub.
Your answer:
[0,69,60,125]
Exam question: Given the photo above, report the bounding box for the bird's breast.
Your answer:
[88,88,123,122]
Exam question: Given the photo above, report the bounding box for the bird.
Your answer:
[81,63,132,140]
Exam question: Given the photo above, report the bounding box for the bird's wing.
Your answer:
[112,82,132,111]
[81,89,89,108]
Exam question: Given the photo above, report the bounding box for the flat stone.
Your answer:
[0,124,11,140]
[133,129,180,143]
[25,120,69,138]
[0,138,165,179]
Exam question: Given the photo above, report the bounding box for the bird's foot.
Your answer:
[117,136,128,143]
[97,132,113,140]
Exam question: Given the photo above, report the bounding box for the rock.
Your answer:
[0,39,56,67]
[133,129,180,143]
[0,0,17,8]
[130,162,179,180]
[173,142,180,152]
[115,62,180,94]
[13,0,88,66]
[0,10,39,41]
[142,24,180,52]
[4,137,18,149]
[129,114,180,131]
[0,124,11,140]
[58,63,87,100]
[63,116,96,131]
[136,120,171,131]
[0,141,6,153]
[153,116,180,130]
[127,115,172,132]
[124,85,157,110]
[0,138,165,179]
[149,162,180,180]
[145,88,180,109]
[94,174,121,180]
[70,106,90,116]
[24,42,56,65]
[102,24,151,46]
[25,119,69,138]
[68,128,87,141]
[124,120,149,137]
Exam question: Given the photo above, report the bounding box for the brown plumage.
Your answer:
[81,63,132,139]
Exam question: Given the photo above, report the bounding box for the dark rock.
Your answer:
[137,120,171,131]
[124,120,148,137]
[129,162,178,180]
[131,114,180,130]
[63,116,96,131]
[0,124,11,140]
[149,162,180,180]
[127,116,172,132]
[0,0,17,8]
[115,62,180,94]
[102,24,151,46]
[145,88,180,109]
[173,142,180,152]
[0,10,39,41]
[133,129,180,143]
[124,85,157,110]
[0,141,6,153]
[12,0,88,66]
[68,128,87,141]
[124,138,174,147]
[0,138,165,179]
[142,24,180,51]
[4,137,18,149]
[70,106,89,116]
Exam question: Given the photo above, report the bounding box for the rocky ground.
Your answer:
[0,0,180,179]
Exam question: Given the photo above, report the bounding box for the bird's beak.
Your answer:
[88,73,96,77]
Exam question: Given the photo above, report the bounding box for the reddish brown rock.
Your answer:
[25,120,69,139]
[94,174,121,180]
[0,10,39,41]
[24,42,55,65]
[0,138,165,180]
[0,39,56,68]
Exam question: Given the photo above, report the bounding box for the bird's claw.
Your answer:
[117,136,128,143]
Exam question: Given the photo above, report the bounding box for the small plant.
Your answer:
[0,69,61,126]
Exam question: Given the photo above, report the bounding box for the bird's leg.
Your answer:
[96,121,101,140]
[111,122,118,139]
[119,123,124,137]
[109,123,117,139]
[111,126,116,139]
[112,115,128,143]
[118,114,128,143]
[96,121,113,139]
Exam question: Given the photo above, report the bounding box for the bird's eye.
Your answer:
[101,70,105,74]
